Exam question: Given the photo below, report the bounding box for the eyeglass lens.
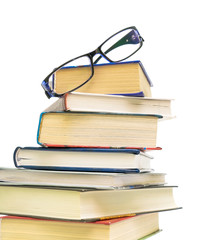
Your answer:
[101,29,140,62]
[49,56,92,94]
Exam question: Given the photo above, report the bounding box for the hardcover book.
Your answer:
[0,167,166,189]
[37,112,161,148]
[52,61,153,97]
[45,92,174,120]
[0,213,160,240]
[0,183,180,221]
[13,147,153,172]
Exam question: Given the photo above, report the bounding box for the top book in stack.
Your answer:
[52,61,152,97]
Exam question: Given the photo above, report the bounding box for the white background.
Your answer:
[0,0,199,239]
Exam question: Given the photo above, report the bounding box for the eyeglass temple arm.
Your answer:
[94,30,140,64]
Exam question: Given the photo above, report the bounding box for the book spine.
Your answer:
[13,147,22,168]
[37,112,46,147]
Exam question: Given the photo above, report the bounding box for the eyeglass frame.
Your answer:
[41,26,144,99]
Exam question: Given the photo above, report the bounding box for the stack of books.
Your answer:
[0,61,180,240]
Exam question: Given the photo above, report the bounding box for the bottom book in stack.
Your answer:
[0,214,160,240]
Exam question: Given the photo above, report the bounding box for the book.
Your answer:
[13,147,153,172]
[45,92,174,120]
[37,112,161,148]
[0,213,160,240]
[53,61,153,97]
[0,183,180,220]
[0,168,166,189]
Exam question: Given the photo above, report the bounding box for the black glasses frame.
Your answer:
[42,26,144,98]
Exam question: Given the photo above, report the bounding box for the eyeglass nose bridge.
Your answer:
[89,48,101,58]
[89,48,110,65]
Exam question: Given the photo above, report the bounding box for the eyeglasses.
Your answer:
[42,26,144,98]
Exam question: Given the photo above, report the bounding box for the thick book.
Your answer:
[45,92,174,120]
[0,183,180,220]
[37,112,162,148]
[0,213,160,240]
[13,147,154,172]
[53,60,153,97]
[0,167,166,189]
